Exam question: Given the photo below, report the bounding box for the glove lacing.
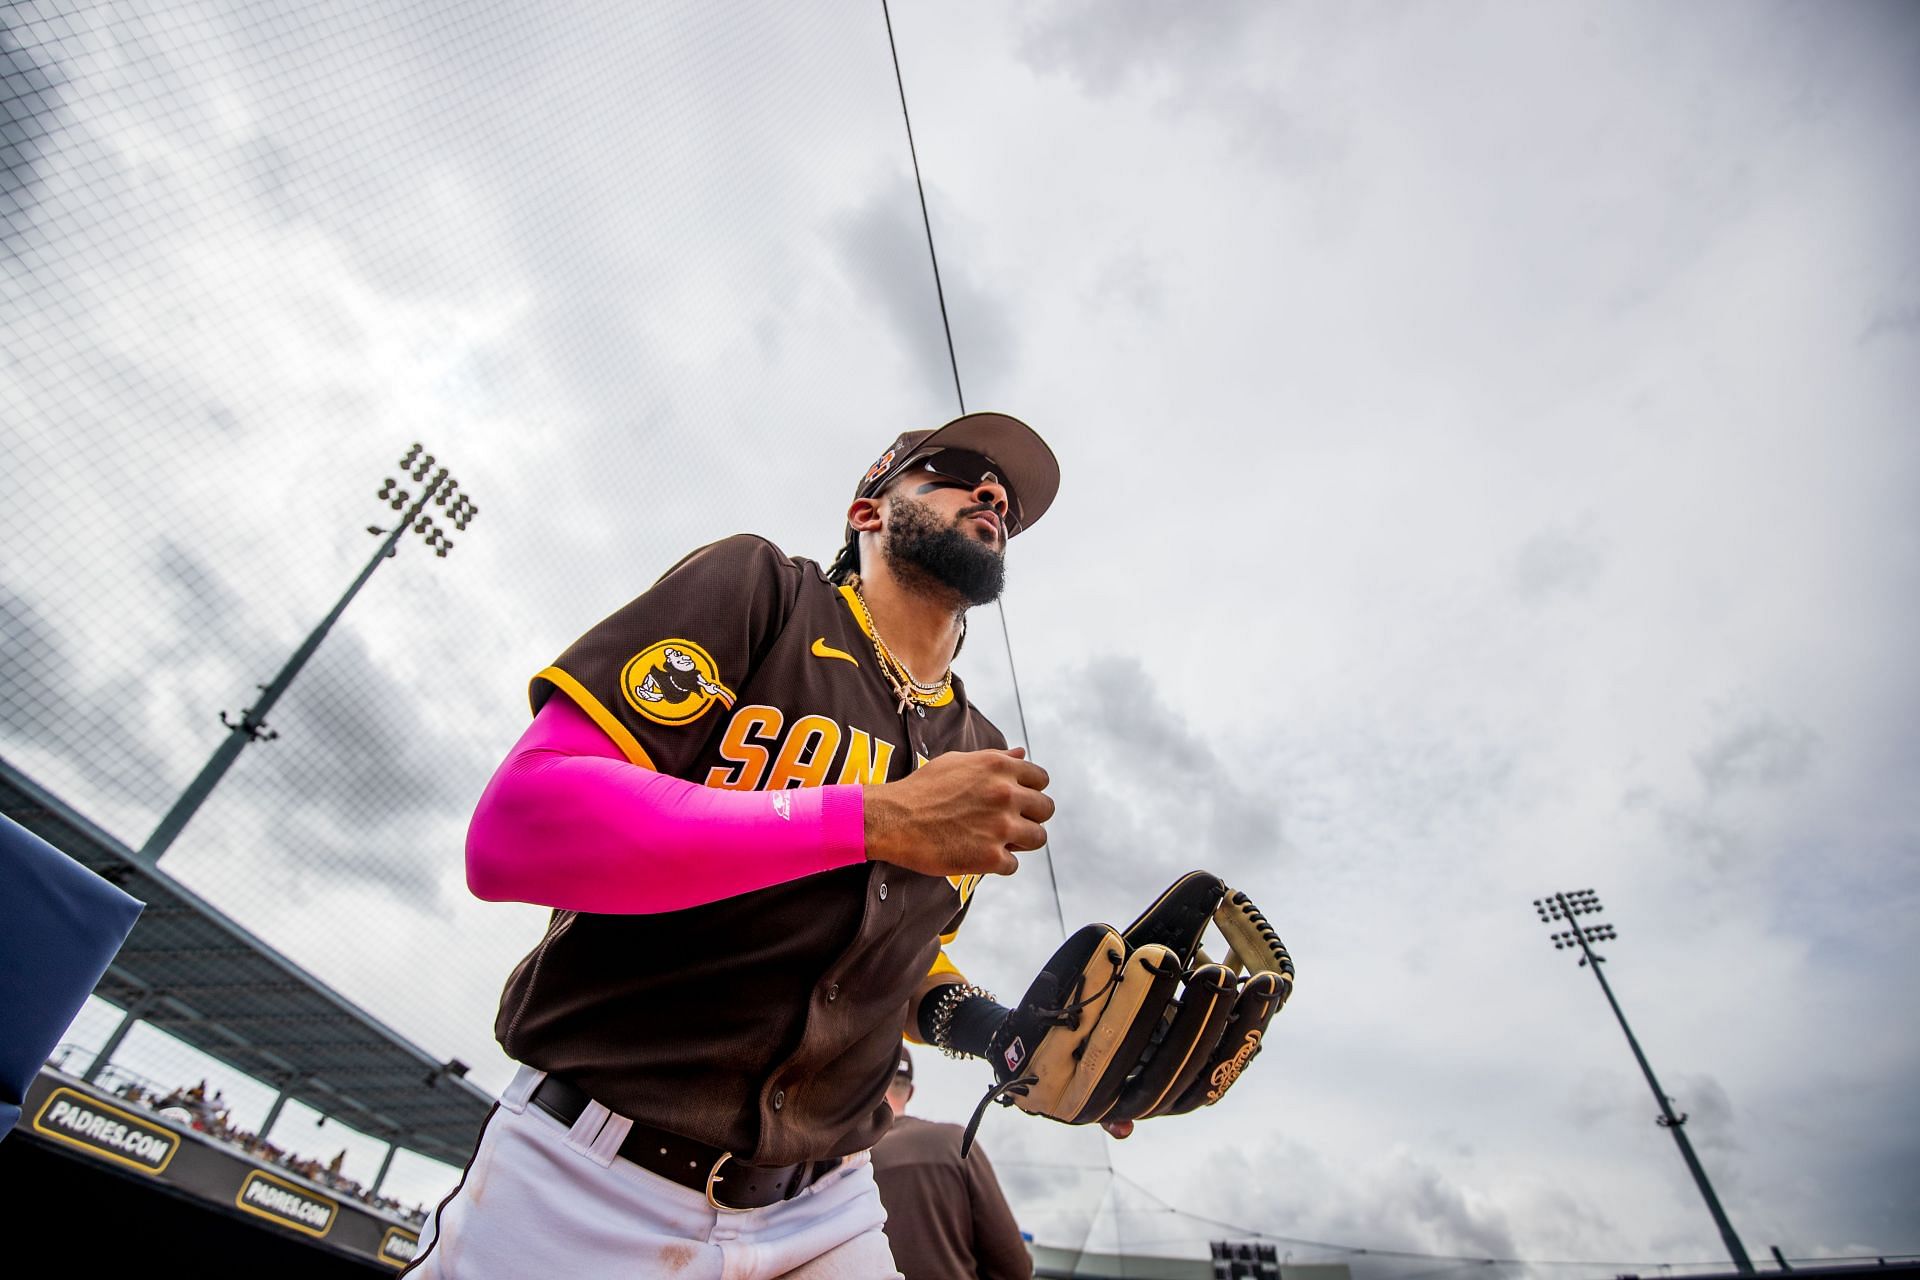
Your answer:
[959,945,1125,1157]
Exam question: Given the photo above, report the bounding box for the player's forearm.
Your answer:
[465,697,865,912]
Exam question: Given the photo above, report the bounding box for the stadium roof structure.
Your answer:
[1,757,492,1170]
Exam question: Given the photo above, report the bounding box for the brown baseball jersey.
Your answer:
[493,534,1006,1166]
[873,1115,1033,1280]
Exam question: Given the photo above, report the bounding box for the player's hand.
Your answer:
[863,747,1052,878]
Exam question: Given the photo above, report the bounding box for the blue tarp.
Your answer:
[0,813,144,1139]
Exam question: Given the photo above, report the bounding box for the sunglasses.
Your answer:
[903,449,1023,535]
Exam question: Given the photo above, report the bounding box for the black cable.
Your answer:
[877,0,1068,942]
[877,4,1098,1268]
[996,595,1066,937]
[879,0,966,415]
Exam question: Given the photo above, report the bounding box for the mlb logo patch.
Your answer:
[1002,1036,1025,1074]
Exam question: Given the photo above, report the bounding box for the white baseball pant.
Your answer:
[405,1065,902,1279]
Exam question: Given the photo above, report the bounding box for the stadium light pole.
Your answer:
[1534,889,1755,1276]
[138,444,479,864]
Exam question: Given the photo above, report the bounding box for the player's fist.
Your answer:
[863,747,1053,878]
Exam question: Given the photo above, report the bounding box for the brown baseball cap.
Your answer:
[851,411,1060,538]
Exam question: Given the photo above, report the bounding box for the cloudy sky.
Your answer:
[7,0,1917,1271]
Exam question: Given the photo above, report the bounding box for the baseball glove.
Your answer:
[961,870,1293,1153]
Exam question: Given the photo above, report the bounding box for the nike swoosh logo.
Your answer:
[811,637,859,666]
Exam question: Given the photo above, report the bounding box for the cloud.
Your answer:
[1,18,62,238]
[1511,521,1608,605]
[828,182,1018,406]
[1104,1140,1533,1272]
[0,581,65,694]
[1034,654,1284,911]
[1085,247,1166,317]
[1668,1073,1739,1161]
[1651,803,1742,870]
[1693,712,1817,795]
[1859,302,1920,344]
[1617,700,1820,875]
[206,622,493,907]
[1382,1158,1523,1261]
[0,580,171,828]
[1014,1,1347,174]
[1016,2,1260,98]
[155,538,248,629]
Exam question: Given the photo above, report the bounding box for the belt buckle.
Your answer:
[704,1152,751,1214]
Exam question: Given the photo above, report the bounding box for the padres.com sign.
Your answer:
[32,1088,179,1174]
[235,1170,338,1238]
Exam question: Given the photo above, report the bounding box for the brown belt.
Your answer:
[528,1074,839,1211]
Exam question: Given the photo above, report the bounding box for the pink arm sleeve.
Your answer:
[465,694,868,914]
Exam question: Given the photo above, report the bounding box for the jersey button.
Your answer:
[877,881,889,901]
[826,983,840,1002]
[772,1089,786,1111]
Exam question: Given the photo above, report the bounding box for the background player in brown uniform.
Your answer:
[405,413,1060,1279]
[874,1044,1033,1280]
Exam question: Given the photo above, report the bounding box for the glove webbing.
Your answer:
[1209,889,1295,992]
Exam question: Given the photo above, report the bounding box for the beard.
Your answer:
[882,495,1007,607]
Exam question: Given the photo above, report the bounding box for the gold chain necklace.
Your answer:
[847,575,952,715]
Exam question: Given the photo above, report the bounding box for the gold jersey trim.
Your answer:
[834,585,955,707]
[532,665,659,770]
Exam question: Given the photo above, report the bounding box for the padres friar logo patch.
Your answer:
[622,639,736,726]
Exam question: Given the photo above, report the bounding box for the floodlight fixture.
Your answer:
[139,443,479,864]
[371,445,478,559]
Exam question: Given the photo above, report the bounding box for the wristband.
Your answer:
[921,983,1009,1060]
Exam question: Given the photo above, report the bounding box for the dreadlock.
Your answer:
[827,531,860,585]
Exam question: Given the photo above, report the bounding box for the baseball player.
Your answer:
[873,1044,1033,1280]
[405,412,1060,1279]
